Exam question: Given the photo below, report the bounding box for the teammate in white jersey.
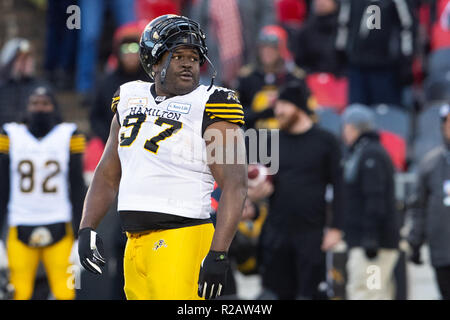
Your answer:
[0,86,86,299]
[78,14,248,300]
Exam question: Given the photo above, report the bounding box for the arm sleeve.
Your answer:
[111,88,120,114]
[407,163,429,248]
[360,153,387,248]
[327,134,344,230]
[111,88,121,126]
[0,130,10,234]
[202,88,245,135]
[393,0,416,57]
[335,0,352,51]
[69,131,87,238]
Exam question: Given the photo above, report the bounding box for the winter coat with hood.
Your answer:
[408,123,450,267]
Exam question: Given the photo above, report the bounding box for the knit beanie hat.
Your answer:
[341,104,376,132]
[277,80,312,115]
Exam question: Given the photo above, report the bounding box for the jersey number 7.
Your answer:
[119,114,182,154]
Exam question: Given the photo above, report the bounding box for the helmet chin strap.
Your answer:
[160,50,173,85]
[204,55,217,91]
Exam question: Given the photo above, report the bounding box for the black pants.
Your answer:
[435,266,450,300]
[258,224,325,300]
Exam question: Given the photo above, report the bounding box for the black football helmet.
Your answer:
[139,14,210,82]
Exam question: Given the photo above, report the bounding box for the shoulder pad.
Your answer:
[205,87,245,126]
[111,88,120,113]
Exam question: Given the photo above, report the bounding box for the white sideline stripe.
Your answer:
[90,231,96,250]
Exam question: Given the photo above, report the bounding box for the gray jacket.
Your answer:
[408,145,450,267]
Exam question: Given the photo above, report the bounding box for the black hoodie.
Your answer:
[336,0,416,69]
[294,11,345,76]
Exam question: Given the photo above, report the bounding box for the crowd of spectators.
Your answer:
[1,0,450,300]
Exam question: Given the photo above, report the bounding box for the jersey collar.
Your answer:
[150,84,167,104]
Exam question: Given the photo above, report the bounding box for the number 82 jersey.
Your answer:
[2,122,79,226]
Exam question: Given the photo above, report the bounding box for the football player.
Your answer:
[0,86,86,300]
[78,15,248,300]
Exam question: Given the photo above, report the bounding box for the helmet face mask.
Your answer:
[140,15,208,81]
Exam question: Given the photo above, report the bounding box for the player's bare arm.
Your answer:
[79,115,121,230]
[78,115,121,274]
[205,120,248,252]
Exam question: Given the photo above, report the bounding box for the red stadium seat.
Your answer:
[431,0,450,51]
[275,0,308,26]
[135,0,180,22]
[83,137,105,173]
[306,73,348,114]
[211,182,219,212]
[379,130,407,172]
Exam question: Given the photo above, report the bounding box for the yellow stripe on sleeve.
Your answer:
[111,96,120,113]
[0,144,9,153]
[0,134,9,153]
[208,113,244,119]
[70,135,86,153]
[205,103,243,108]
[209,115,245,125]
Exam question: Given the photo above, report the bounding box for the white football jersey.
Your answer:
[115,81,244,220]
[4,122,76,226]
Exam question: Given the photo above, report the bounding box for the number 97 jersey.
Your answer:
[114,81,244,220]
[3,122,77,226]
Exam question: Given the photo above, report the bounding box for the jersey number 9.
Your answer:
[119,114,182,154]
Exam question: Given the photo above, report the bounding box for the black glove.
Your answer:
[78,227,106,275]
[410,245,423,265]
[198,250,229,300]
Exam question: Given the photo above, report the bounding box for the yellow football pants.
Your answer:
[7,224,75,300]
[123,223,215,300]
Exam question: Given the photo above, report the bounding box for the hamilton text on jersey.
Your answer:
[128,106,182,121]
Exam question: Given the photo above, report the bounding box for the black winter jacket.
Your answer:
[336,0,415,69]
[408,144,450,267]
[343,131,400,249]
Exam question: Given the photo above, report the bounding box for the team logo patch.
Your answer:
[227,91,239,102]
[155,95,166,102]
[153,239,168,251]
[127,97,148,108]
[167,102,191,114]
[29,227,53,247]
